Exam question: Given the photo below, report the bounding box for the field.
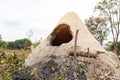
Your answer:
[0,48,30,80]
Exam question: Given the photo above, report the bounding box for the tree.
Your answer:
[85,16,108,45]
[7,41,15,49]
[14,38,32,50]
[22,38,32,47]
[95,0,120,55]
[0,40,7,48]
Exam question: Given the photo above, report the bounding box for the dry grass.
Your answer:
[0,48,30,80]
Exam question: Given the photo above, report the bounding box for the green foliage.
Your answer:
[14,38,32,49]
[105,41,114,51]
[7,38,32,50]
[77,62,87,75]
[0,34,2,40]
[32,41,40,48]
[7,42,15,50]
[105,41,120,55]
[0,40,7,49]
[85,17,109,45]
[0,38,32,50]
[0,49,29,80]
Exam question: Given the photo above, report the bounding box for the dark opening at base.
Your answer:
[51,24,73,46]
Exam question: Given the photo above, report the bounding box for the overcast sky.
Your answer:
[0,0,99,42]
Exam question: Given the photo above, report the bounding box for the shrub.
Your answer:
[7,41,15,50]
[33,41,40,48]
[0,40,7,49]
[7,38,32,50]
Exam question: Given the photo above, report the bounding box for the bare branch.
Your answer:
[108,10,116,42]
[117,7,120,41]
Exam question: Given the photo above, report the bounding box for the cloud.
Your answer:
[2,21,22,27]
[0,0,99,41]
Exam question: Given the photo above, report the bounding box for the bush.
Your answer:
[105,41,120,55]
[33,41,40,48]
[7,38,32,50]
[0,40,7,49]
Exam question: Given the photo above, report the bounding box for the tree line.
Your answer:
[0,38,32,50]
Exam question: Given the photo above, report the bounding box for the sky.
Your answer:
[0,0,99,42]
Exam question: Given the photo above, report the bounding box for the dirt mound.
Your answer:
[25,12,105,66]
[13,52,120,80]
[13,55,87,80]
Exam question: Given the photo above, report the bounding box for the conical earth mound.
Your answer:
[12,12,120,80]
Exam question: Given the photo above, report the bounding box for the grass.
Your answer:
[0,48,30,80]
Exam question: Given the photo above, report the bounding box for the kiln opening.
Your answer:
[50,23,73,46]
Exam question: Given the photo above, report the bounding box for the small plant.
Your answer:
[77,61,87,80]
[30,67,41,79]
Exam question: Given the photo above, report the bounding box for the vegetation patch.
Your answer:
[0,49,30,80]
